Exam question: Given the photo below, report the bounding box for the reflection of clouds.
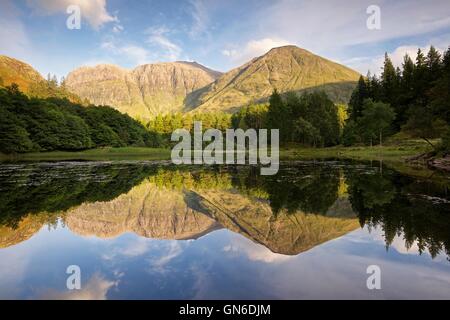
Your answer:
[240,228,450,299]
[117,237,152,257]
[0,250,29,299]
[37,273,117,300]
[369,226,432,257]
[223,236,292,264]
[148,241,183,273]
[101,236,152,261]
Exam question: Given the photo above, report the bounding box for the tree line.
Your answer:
[230,91,344,147]
[344,45,450,151]
[0,84,161,154]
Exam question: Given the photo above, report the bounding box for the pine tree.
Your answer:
[381,52,397,104]
[348,76,368,121]
[267,90,286,140]
[413,48,427,105]
[401,54,415,94]
[426,46,442,82]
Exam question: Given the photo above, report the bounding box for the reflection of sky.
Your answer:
[1,223,450,300]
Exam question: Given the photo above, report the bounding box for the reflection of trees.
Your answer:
[0,163,158,227]
[0,163,343,229]
[3,161,449,260]
[347,168,450,259]
[232,165,340,216]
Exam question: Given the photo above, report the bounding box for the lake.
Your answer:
[0,160,449,299]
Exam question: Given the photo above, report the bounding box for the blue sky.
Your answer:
[1,0,450,79]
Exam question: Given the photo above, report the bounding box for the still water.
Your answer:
[0,160,449,299]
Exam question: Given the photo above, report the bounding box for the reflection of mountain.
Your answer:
[2,162,449,259]
[0,214,49,248]
[65,181,220,240]
[62,178,358,255]
[0,165,360,254]
[186,190,358,255]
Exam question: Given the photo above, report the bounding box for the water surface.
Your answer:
[0,160,449,299]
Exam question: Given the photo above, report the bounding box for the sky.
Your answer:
[1,0,450,79]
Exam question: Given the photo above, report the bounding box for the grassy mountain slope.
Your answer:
[188,45,361,113]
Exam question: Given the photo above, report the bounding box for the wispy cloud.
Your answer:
[188,0,210,39]
[0,0,31,59]
[145,27,182,61]
[261,0,450,51]
[222,38,291,66]
[99,38,151,66]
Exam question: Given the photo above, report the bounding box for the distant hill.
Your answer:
[188,46,361,113]
[0,55,44,92]
[65,62,222,120]
[0,55,82,103]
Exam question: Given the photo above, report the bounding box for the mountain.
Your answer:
[65,180,221,240]
[65,62,221,120]
[186,189,358,255]
[0,55,82,102]
[188,45,361,113]
[0,55,44,92]
[2,45,361,119]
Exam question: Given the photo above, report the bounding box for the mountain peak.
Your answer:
[189,46,361,113]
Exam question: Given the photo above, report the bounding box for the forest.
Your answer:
[0,84,161,153]
[344,45,450,151]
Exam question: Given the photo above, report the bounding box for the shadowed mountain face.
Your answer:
[188,46,361,113]
[65,62,221,120]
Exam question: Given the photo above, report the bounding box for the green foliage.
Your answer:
[342,120,360,147]
[348,76,369,121]
[346,44,450,147]
[0,85,160,154]
[231,103,268,130]
[347,168,450,258]
[147,111,232,135]
[359,100,396,146]
[232,90,341,147]
[403,106,448,149]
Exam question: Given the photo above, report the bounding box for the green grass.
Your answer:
[0,138,437,164]
[280,138,435,162]
[0,147,171,161]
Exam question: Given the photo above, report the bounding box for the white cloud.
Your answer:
[222,38,292,65]
[261,0,450,53]
[149,241,184,273]
[145,27,182,61]
[224,236,293,264]
[99,39,151,66]
[26,0,117,29]
[345,43,448,75]
[37,273,117,300]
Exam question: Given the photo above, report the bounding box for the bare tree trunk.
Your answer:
[380,131,382,147]
[422,137,436,150]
